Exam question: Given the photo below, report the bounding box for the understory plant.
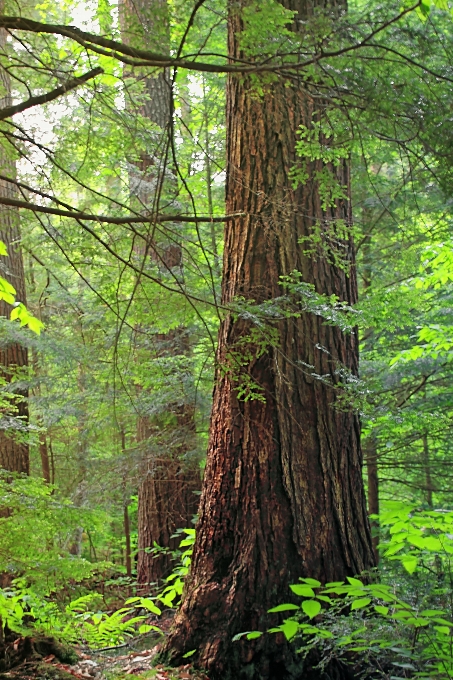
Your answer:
[0,528,196,649]
[235,502,453,679]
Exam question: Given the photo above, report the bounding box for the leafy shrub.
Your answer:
[234,502,453,679]
[0,527,195,650]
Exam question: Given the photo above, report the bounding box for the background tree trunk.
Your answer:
[120,0,200,590]
[163,1,375,677]
[0,19,29,474]
[365,434,379,562]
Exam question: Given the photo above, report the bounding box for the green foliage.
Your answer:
[0,472,97,592]
[239,0,297,59]
[0,240,43,334]
[156,528,195,609]
[236,502,453,678]
[0,586,164,649]
[0,529,196,650]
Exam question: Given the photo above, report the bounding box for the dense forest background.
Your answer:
[1,0,453,679]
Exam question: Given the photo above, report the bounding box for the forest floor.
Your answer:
[0,628,209,680]
[4,649,208,680]
[0,645,210,680]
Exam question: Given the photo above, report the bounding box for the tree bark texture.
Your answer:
[137,406,200,586]
[0,20,29,474]
[163,2,375,678]
[120,0,200,589]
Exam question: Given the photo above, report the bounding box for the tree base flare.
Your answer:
[160,636,360,680]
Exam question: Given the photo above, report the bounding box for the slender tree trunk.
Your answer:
[365,434,379,563]
[0,19,29,474]
[124,502,132,578]
[422,431,433,508]
[163,2,375,677]
[120,0,200,590]
[39,433,51,484]
[202,76,221,279]
[360,210,379,559]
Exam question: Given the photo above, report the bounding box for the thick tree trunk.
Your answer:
[120,0,200,590]
[163,2,375,677]
[0,22,29,474]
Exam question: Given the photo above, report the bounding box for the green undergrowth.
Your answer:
[234,501,453,679]
[0,527,196,651]
[8,500,453,679]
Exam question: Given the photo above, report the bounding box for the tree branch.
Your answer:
[0,67,103,121]
[0,5,425,76]
[0,195,243,224]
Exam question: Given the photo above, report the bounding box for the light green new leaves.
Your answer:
[379,501,453,573]
[302,600,322,619]
[11,303,44,335]
[0,241,43,334]
[0,276,16,306]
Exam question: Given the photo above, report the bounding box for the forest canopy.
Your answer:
[0,1,453,679]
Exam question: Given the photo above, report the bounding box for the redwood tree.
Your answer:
[0,20,29,474]
[163,0,375,677]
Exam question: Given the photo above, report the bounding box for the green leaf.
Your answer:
[325,581,344,587]
[420,609,445,617]
[246,632,263,640]
[401,555,418,574]
[268,604,299,613]
[233,631,260,642]
[433,618,453,627]
[346,577,364,588]
[392,610,413,620]
[423,537,442,552]
[139,598,161,616]
[351,598,371,610]
[27,317,44,335]
[281,619,299,640]
[138,624,162,634]
[182,650,197,658]
[374,605,389,616]
[0,241,7,256]
[300,578,321,587]
[290,585,315,597]
[302,600,321,619]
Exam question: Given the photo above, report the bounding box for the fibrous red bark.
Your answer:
[0,19,29,475]
[163,1,375,677]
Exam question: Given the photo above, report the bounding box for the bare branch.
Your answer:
[0,67,103,121]
[0,195,244,224]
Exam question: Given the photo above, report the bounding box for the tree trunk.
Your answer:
[422,431,433,508]
[120,0,200,590]
[0,19,29,474]
[163,1,375,677]
[365,434,379,563]
[137,409,200,585]
[39,432,51,484]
